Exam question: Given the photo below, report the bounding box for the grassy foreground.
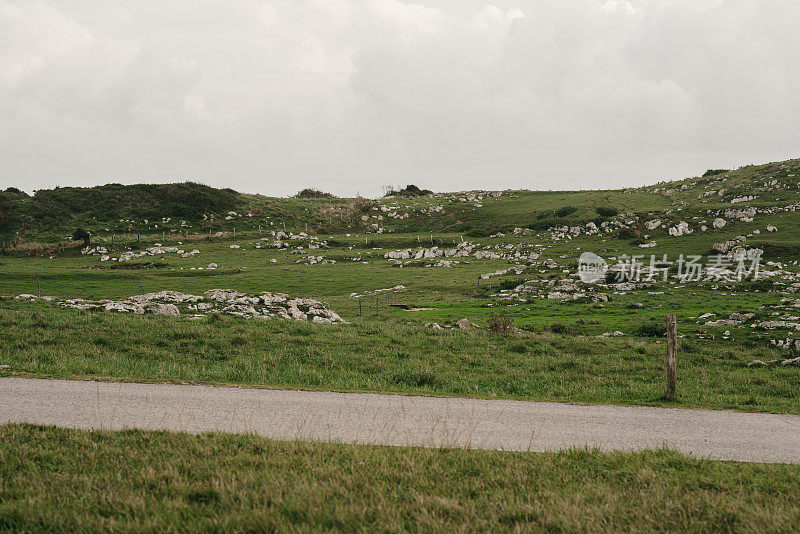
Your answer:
[1,424,799,532]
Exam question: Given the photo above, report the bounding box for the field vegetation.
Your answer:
[2,424,800,532]
[1,159,799,414]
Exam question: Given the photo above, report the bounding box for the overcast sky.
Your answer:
[2,0,798,197]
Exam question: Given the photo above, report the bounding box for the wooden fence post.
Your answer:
[665,314,678,400]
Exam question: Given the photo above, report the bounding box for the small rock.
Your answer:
[456,318,471,330]
[145,304,180,317]
[781,357,800,366]
[747,360,768,367]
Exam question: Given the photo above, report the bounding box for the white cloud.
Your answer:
[1,0,798,196]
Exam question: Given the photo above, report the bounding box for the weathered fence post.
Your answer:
[665,314,678,400]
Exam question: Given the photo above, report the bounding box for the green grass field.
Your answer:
[1,303,797,414]
[3,424,800,532]
[1,158,799,414]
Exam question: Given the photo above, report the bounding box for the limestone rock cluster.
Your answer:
[55,289,345,323]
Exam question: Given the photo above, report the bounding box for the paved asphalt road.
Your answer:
[2,377,799,463]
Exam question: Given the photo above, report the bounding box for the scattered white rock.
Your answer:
[54,289,344,324]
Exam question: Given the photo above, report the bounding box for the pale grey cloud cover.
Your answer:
[1,0,798,197]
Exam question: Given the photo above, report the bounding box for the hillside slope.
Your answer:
[1,183,243,242]
[2,158,799,244]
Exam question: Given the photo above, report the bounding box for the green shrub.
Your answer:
[550,323,577,336]
[617,227,639,240]
[29,182,242,229]
[295,188,335,199]
[385,185,433,197]
[554,205,578,218]
[635,323,666,337]
[495,278,526,291]
[596,206,619,217]
[72,228,91,246]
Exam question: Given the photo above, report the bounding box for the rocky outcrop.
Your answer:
[54,289,344,324]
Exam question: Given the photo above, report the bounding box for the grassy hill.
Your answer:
[3,157,799,246]
[2,156,800,414]
[1,182,243,243]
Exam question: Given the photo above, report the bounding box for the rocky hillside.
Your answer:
[3,158,799,245]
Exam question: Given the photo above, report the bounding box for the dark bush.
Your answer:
[550,323,577,336]
[702,169,729,177]
[0,192,21,235]
[508,342,528,354]
[72,227,91,245]
[635,323,667,337]
[294,188,335,199]
[740,278,775,292]
[386,184,433,197]
[596,206,618,217]
[487,313,514,336]
[617,227,640,240]
[495,278,527,291]
[554,205,578,218]
[29,182,242,227]
[753,243,800,259]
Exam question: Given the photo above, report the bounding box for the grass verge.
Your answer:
[2,424,800,532]
[1,305,798,414]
